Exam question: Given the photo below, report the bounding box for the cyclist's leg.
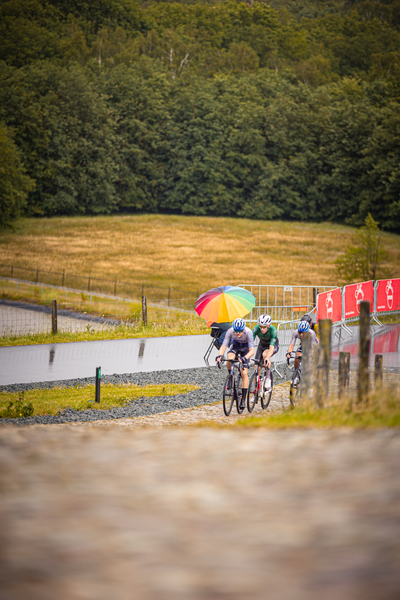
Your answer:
[238,349,249,408]
[226,350,236,370]
[226,350,236,389]
[295,342,302,369]
[255,344,264,374]
[262,346,276,391]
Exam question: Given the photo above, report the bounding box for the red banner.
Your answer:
[375,278,400,313]
[344,280,374,319]
[373,324,400,354]
[317,288,342,323]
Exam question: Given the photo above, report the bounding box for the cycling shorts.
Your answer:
[255,340,279,363]
[229,343,249,358]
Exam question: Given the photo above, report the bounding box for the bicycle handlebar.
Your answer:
[216,357,242,364]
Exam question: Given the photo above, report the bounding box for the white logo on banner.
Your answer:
[355,284,364,313]
[325,292,333,319]
[386,280,394,309]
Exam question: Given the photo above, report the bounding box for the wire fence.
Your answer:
[0,301,119,337]
[0,279,202,338]
[0,263,197,303]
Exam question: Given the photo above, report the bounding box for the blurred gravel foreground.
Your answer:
[0,426,399,600]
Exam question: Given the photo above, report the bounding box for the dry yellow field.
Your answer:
[1,215,399,291]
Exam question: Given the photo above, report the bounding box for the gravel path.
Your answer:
[0,424,399,600]
[1,367,400,599]
[0,365,294,426]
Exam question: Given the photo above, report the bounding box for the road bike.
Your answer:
[217,357,247,416]
[287,352,302,406]
[247,358,274,412]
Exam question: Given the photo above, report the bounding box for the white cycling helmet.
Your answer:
[258,314,272,327]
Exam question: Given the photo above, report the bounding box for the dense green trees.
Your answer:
[0,0,399,230]
[0,123,34,228]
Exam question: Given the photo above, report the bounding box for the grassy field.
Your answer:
[0,383,197,418]
[0,321,208,347]
[2,215,399,291]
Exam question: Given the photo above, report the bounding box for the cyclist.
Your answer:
[300,313,319,338]
[215,318,255,409]
[286,320,318,370]
[252,314,279,392]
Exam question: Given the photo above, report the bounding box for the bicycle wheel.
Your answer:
[261,371,273,409]
[289,368,301,407]
[222,374,235,416]
[236,371,245,414]
[247,372,259,413]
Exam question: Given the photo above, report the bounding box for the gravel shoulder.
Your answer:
[0,364,293,426]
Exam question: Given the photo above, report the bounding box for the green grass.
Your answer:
[232,387,400,429]
[0,320,209,347]
[0,383,198,418]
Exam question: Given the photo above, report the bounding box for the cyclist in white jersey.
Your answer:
[216,318,255,409]
[286,321,318,369]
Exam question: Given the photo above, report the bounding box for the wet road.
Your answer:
[0,335,221,386]
[1,324,399,387]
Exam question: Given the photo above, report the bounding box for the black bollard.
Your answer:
[95,367,101,403]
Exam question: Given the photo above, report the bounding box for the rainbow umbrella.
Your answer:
[195,286,256,323]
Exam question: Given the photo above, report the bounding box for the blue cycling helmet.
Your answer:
[233,318,246,332]
[298,321,310,333]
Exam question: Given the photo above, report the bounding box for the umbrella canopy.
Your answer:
[195,286,255,323]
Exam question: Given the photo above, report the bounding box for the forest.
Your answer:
[1,0,400,230]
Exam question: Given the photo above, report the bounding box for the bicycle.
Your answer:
[217,357,247,416]
[287,352,302,406]
[247,358,274,412]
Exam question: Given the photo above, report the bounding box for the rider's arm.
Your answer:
[217,344,227,359]
[286,330,298,357]
[245,347,255,360]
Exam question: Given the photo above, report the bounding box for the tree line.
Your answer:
[1,0,400,230]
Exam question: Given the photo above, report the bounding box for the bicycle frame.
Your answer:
[287,352,302,406]
[217,358,245,416]
[248,358,274,412]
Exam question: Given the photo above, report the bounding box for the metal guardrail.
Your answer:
[238,284,337,327]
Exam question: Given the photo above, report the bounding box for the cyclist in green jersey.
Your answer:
[252,314,279,392]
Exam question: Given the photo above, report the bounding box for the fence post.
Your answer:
[62,270,65,287]
[36,268,39,283]
[114,280,117,296]
[301,331,312,403]
[313,287,318,307]
[315,319,332,407]
[95,367,101,403]
[88,276,91,292]
[357,300,371,403]
[168,287,171,318]
[142,295,147,326]
[11,264,13,277]
[374,354,383,388]
[338,351,350,398]
[51,300,57,334]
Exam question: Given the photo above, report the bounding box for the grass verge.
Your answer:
[0,383,198,419]
[0,320,208,347]
[232,387,400,429]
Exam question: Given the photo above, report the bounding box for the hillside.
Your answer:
[1,215,399,291]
